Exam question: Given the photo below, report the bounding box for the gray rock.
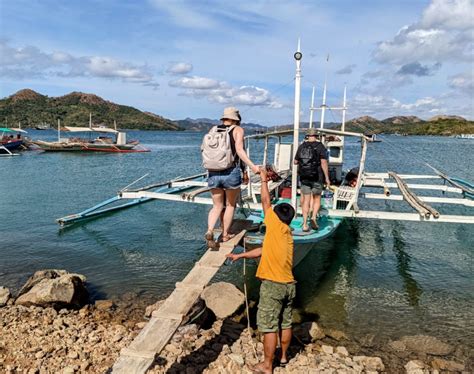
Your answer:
[15,270,88,309]
[405,360,427,373]
[0,286,11,307]
[201,282,244,319]
[398,335,453,356]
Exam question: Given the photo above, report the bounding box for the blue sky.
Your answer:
[1,0,472,125]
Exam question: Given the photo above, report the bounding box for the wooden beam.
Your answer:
[364,193,474,207]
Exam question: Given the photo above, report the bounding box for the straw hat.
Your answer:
[306,128,319,136]
[220,107,241,122]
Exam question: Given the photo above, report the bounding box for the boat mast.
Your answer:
[57,119,61,142]
[89,112,92,128]
[341,85,347,145]
[291,39,303,209]
[320,54,329,129]
[309,86,315,129]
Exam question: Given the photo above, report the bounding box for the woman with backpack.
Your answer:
[201,107,260,248]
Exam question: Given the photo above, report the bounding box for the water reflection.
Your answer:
[391,223,423,308]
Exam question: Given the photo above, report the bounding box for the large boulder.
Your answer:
[0,286,11,307]
[15,269,89,309]
[201,282,244,319]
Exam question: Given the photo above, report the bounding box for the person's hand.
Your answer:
[325,179,331,188]
[251,165,260,174]
[226,253,239,262]
[242,171,249,185]
[259,166,268,182]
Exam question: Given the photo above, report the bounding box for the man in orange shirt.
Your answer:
[227,168,296,373]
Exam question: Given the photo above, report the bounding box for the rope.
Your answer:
[242,238,258,360]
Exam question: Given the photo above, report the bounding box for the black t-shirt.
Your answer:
[295,141,328,182]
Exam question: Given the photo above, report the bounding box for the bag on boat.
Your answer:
[201,125,236,171]
[298,142,321,180]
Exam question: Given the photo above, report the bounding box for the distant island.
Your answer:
[1,89,472,136]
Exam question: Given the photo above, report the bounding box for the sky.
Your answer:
[0,0,472,125]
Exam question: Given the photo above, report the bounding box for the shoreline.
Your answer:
[1,291,471,373]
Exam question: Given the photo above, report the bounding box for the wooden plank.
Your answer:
[111,229,246,374]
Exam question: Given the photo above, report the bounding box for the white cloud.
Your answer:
[336,64,356,75]
[0,40,159,87]
[373,0,473,64]
[169,74,282,108]
[448,71,474,93]
[169,76,223,89]
[166,62,193,75]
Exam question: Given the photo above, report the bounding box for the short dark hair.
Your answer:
[273,203,295,226]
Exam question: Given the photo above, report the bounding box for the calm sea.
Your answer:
[1,130,472,346]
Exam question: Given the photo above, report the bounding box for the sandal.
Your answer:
[302,226,310,232]
[221,233,235,242]
[310,218,319,231]
[205,231,218,250]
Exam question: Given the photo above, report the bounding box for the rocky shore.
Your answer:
[1,271,472,373]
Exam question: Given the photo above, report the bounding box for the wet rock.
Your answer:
[431,358,465,372]
[326,328,349,341]
[15,270,89,309]
[94,300,114,311]
[0,286,11,307]
[398,335,453,356]
[388,339,407,351]
[294,322,325,343]
[201,282,244,319]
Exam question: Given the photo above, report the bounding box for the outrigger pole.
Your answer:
[291,39,303,209]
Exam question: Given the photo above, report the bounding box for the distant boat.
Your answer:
[35,123,51,130]
[359,134,382,143]
[456,134,474,139]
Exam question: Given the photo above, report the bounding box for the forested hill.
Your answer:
[345,115,474,136]
[0,89,180,130]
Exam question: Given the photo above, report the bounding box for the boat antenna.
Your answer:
[291,38,303,209]
[320,54,329,129]
[309,86,316,129]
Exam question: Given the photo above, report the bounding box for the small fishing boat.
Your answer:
[35,123,51,130]
[31,117,149,153]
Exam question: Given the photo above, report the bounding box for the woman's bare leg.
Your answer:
[302,193,311,230]
[208,188,225,233]
[222,188,240,238]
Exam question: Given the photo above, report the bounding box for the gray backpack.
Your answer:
[201,125,236,171]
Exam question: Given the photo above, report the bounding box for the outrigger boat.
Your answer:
[0,127,28,156]
[31,117,149,153]
[56,43,474,266]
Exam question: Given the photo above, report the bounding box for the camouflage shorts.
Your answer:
[257,280,296,333]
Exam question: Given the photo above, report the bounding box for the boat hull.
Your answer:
[1,140,23,151]
[32,140,148,153]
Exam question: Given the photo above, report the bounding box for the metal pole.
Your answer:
[320,82,327,129]
[291,39,302,209]
[309,86,315,129]
[57,119,60,142]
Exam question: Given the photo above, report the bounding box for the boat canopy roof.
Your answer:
[0,127,27,133]
[64,126,119,134]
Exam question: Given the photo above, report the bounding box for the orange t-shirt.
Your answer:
[256,209,294,283]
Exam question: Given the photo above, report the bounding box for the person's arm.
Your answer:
[226,247,262,262]
[233,127,259,174]
[259,167,272,214]
[321,159,330,186]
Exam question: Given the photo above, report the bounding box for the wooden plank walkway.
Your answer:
[111,229,247,374]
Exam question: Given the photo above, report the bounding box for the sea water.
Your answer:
[0,130,472,346]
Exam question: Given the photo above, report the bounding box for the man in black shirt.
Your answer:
[294,128,330,231]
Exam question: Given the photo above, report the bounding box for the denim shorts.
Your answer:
[207,166,242,189]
